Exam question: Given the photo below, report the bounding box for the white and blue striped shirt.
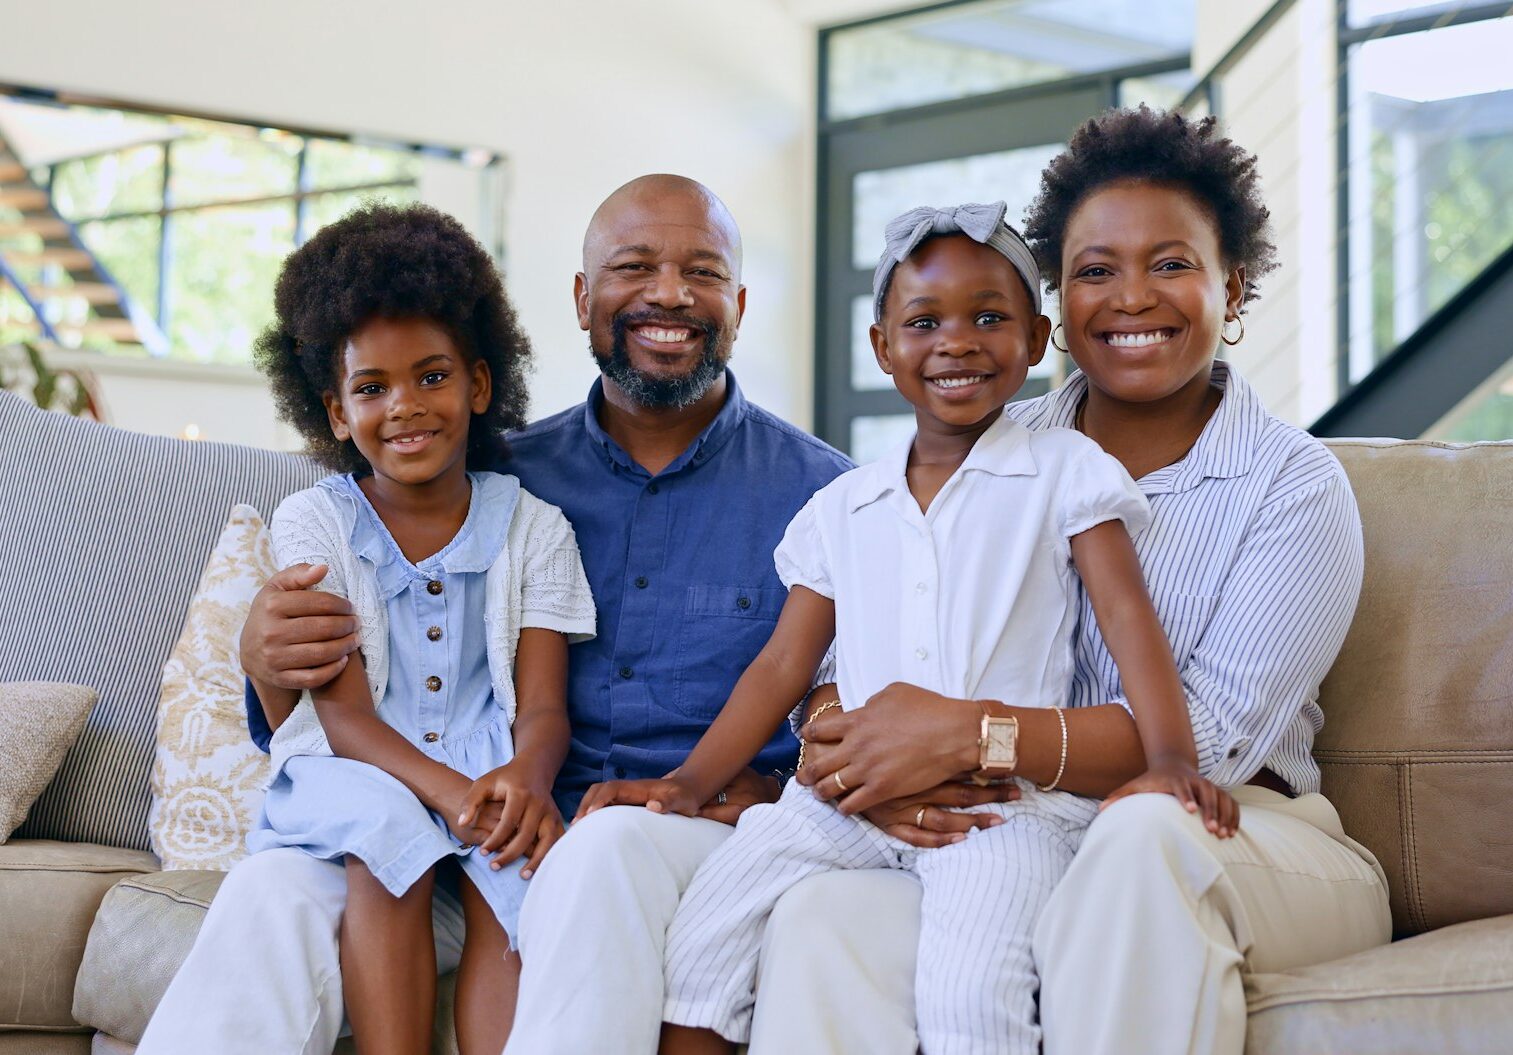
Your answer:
[1006,361,1364,795]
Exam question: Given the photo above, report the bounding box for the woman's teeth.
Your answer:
[1105,330,1173,348]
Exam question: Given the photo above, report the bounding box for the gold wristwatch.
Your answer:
[974,704,1018,783]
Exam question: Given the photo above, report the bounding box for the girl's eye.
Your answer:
[976,312,1006,326]
[420,371,447,385]
[355,383,383,396]
[905,317,938,330]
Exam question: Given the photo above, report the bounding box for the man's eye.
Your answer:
[616,262,651,272]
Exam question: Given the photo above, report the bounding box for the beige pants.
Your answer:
[749,788,1391,1055]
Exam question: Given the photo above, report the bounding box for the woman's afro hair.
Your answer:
[1024,106,1279,307]
[254,200,531,474]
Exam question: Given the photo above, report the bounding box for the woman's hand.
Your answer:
[797,682,979,815]
[573,776,704,821]
[861,780,1020,848]
[1101,761,1240,839]
[457,761,567,877]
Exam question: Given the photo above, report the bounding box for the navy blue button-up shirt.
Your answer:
[248,371,851,815]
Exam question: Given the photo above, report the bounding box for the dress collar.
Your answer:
[847,410,1037,514]
[581,368,749,479]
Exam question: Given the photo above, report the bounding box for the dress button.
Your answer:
[635,576,648,589]
[427,580,444,595]
[915,648,928,660]
[423,732,439,744]
[916,582,927,594]
[619,666,634,679]
[737,596,751,610]
[647,482,660,495]
[426,625,442,642]
[426,675,443,692]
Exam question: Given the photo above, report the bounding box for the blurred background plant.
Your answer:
[0,340,104,419]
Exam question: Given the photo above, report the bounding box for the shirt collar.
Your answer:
[846,411,1037,514]
[1032,360,1261,495]
[581,368,749,478]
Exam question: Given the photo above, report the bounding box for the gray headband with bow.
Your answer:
[872,201,1042,322]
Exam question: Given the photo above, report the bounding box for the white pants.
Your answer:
[750,788,1392,1055]
[664,782,1079,1054]
[135,848,466,1055]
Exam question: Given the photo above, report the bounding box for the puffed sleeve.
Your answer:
[773,494,834,600]
[519,500,597,643]
[268,486,349,599]
[1058,441,1152,541]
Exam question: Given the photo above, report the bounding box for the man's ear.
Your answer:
[470,359,492,415]
[323,392,350,442]
[733,284,747,332]
[574,273,590,330]
[1027,314,1052,368]
[870,321,894,376]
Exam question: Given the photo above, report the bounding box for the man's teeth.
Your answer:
[640,327,693,344]
[931,376,985,389]
[1105,330,1172,348]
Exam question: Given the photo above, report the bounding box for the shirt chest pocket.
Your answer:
[1149,588,1220,666]
[672,585,787,721]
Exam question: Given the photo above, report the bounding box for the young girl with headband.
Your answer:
[578,201,1235,1054]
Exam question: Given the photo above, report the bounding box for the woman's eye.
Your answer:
[1075,265,1111,279]
[1157,259,1194,272]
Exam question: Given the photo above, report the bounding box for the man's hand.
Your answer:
[457,762,567,878]
[574,777,704,821]
[240,564,360,690]
[697,766,782,825]
[858,780,1021,848]
[1101,761,1240,839]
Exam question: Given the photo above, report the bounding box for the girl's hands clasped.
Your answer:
[1101,760,1240,838]
[455,761,567,878]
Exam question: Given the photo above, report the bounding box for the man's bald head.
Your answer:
[582,174,743,277]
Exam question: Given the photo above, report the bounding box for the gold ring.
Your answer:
[833,771,849,793]
[915,807,926,827]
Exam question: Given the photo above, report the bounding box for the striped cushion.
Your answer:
[0,390,325,851]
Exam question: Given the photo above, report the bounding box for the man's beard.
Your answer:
[594,310,730,409]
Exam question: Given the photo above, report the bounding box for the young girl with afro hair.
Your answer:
[246,201,597,1053]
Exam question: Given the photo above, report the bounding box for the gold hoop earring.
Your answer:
[1221,316,1245,346]
[1051,323,1068,353]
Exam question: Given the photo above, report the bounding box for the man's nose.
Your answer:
[645,264,695,309]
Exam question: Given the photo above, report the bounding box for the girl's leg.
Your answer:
[343,856,437,1055]
[454,871,519,1055]
[659,1023,735,1055]
[911,813,1076,1055]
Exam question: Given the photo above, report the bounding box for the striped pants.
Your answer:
[663,780,1084,1055]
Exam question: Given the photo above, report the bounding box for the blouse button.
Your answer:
[426,675,443,692]
[427,580,444,595]
[915,648,928,660]
[427,626,443,642]
[423,732,439,744]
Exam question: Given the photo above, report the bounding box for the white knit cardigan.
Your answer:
[264,475,596,776]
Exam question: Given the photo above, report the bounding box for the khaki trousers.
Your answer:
[750,788,1390,1055]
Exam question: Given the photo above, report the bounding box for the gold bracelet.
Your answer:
[797,698,842,770]
[1037,707,1068,792]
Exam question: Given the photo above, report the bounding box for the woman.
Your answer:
[744,107,1391,1055]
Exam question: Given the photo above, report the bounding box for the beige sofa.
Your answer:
[2,390,1511,1053]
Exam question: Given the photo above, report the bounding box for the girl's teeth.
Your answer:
[932,376,983,389]
[1106,330,1171,348]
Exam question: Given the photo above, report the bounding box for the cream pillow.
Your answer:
[149,504,275,870]
[0,681,97,842]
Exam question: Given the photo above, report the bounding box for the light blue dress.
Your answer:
[248,472,533,941]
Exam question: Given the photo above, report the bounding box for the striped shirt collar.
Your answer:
[1011,360,1262,496]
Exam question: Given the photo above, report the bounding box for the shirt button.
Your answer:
[619,666,634,679]
[737,596,751,610]
[647,482,660,495]
[915,648,928,660]
[426,626,442,641]
[427,580,444,596]
[613,766,626,779]
[426,675,443,692]
[635,576,648,589]
[915,582,927,594]
[423,732,439,744]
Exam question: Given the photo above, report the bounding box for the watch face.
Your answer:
[988,719,1017,761]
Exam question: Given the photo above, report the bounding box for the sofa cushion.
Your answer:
[1319,440,1513,936]
[0,390,323,851]
[1245,914,1513,1054]
[0,682,96,841]
[0,839,157,1031]
[149,505,276,870]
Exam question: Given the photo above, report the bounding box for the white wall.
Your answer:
[2,1,817,443]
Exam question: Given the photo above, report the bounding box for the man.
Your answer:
[137,175,851,1054]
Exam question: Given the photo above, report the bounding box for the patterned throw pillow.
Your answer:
[149,505,274,870]
[0,682,97,841]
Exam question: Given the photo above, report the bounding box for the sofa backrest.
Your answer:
[1320,438,1513,937]
[0,390,325,853]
